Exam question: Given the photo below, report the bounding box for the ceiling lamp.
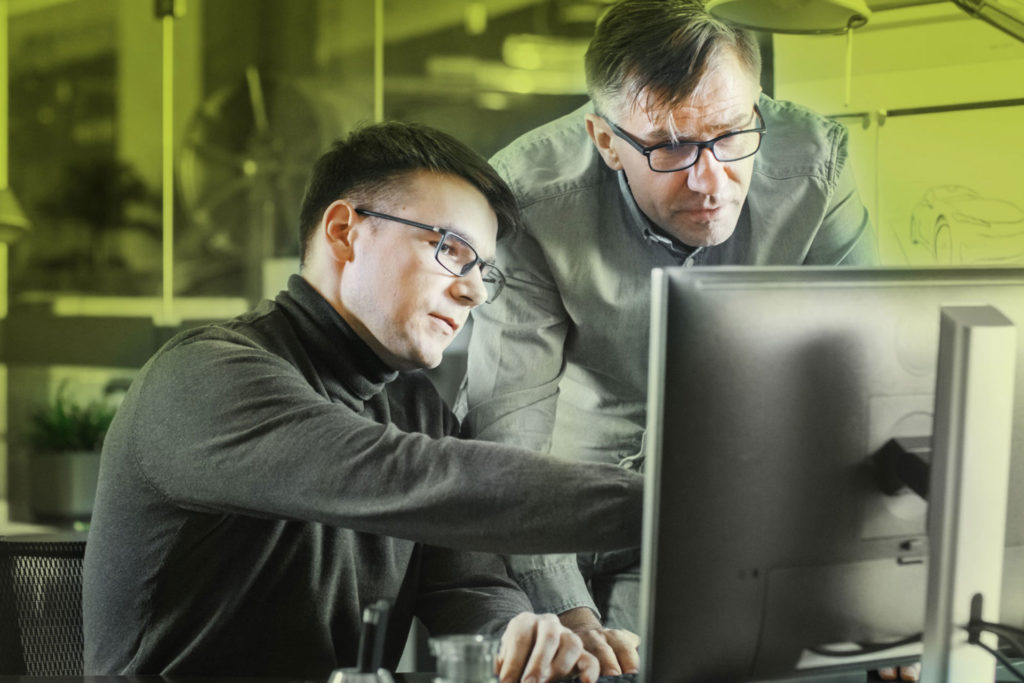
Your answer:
[705,0,872,34]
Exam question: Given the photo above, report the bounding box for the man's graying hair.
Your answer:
[585,0,762,119]
[297,121,519,264]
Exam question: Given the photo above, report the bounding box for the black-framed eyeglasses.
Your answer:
[354,208,506,303]
[604,106,766,173]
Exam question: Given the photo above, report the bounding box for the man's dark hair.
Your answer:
[297,121,519,263]
[585,0,761,118]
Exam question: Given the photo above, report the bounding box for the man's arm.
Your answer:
[460,226,567,450]
[805,123,879,267]
[415,545,533,637]
[127,337,641,556]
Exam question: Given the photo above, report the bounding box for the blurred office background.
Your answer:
[0,0,1021,527]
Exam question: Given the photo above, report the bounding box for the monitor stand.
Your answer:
[921,306,1016,683]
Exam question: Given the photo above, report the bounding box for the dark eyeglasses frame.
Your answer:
[603,105,767,173]
[354,208,506,303]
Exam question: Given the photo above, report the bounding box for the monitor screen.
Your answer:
[640,266,1024,683]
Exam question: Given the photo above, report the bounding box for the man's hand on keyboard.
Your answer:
[877,663,921,681]
[497,612,600,683]
[557,607,640,677]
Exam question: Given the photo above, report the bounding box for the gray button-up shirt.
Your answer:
[459,95,877,616]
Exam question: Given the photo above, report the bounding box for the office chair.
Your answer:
[0,532,88,675]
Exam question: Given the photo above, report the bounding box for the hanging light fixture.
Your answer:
[705,0,872,34]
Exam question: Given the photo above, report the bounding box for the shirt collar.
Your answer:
[615,169,703,263]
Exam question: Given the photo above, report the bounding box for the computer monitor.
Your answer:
[640,266,1024,682]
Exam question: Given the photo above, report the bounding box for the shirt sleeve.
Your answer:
[458,225,569,453]
[806,123,879,266]
[506,553,599,618]
[415,545,533,637]
[124,335,642,556]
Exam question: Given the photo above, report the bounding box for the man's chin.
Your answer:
[417,345,449,371]
[670,220,738,249]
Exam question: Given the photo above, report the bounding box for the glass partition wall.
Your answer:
[0,0,601,524]
[3,0,1022,526]
[0,0,608,525]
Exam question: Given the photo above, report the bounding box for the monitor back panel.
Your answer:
[640,266,1024,683]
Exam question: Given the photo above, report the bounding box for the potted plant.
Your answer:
[26,386,117,522]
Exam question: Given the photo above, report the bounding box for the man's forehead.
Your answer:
[619,51,760,136]
[624,82,757,139]
[393,173,499,259]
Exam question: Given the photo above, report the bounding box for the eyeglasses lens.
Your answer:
[436,233,477,276]
[435,232,505,303]
[480,265,504,303]
[648,131,762,172]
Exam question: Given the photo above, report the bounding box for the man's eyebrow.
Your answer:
[642,126,676,144]
[438,224,474,244]
[662,109,756,142]
[725,108,758,130]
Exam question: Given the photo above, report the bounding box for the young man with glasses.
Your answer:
[83,121,644,683]
[459,0,879,676]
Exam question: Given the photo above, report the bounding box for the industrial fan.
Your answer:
[176,66,348,300]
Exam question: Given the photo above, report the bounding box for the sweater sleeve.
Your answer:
[415,545,532,637]
[121,335,642,555]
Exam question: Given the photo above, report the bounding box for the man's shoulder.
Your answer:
[144,301,291,379]
[489,102,605,206]
[755,95,848,182]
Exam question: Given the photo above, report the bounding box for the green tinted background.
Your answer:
[0,0,1022,523]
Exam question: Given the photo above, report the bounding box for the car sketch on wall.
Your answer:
[901,185,1024,265]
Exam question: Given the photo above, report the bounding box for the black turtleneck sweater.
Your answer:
[82,275,642,676]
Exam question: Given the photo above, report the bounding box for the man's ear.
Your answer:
[585,113,623,171]
[320,200,360,263]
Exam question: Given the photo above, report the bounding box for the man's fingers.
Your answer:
[498,613,537,682]
[900,663,921,681]
[877,663,921,682]
[518,614,563,682]
[603,628,641,674]
[575,629,621,675]
[570,648,601,683]
[541,630,592,682]
[501,611,641,682]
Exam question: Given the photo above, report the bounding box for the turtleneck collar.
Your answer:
[275,274,399,401]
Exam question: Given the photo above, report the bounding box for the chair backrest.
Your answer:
[0,532,88,675]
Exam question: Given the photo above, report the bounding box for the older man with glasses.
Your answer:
[459,0,878,677]
[83,121,645,683]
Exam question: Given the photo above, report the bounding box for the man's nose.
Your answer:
[450,267,488,307]
[685,147,728,196]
